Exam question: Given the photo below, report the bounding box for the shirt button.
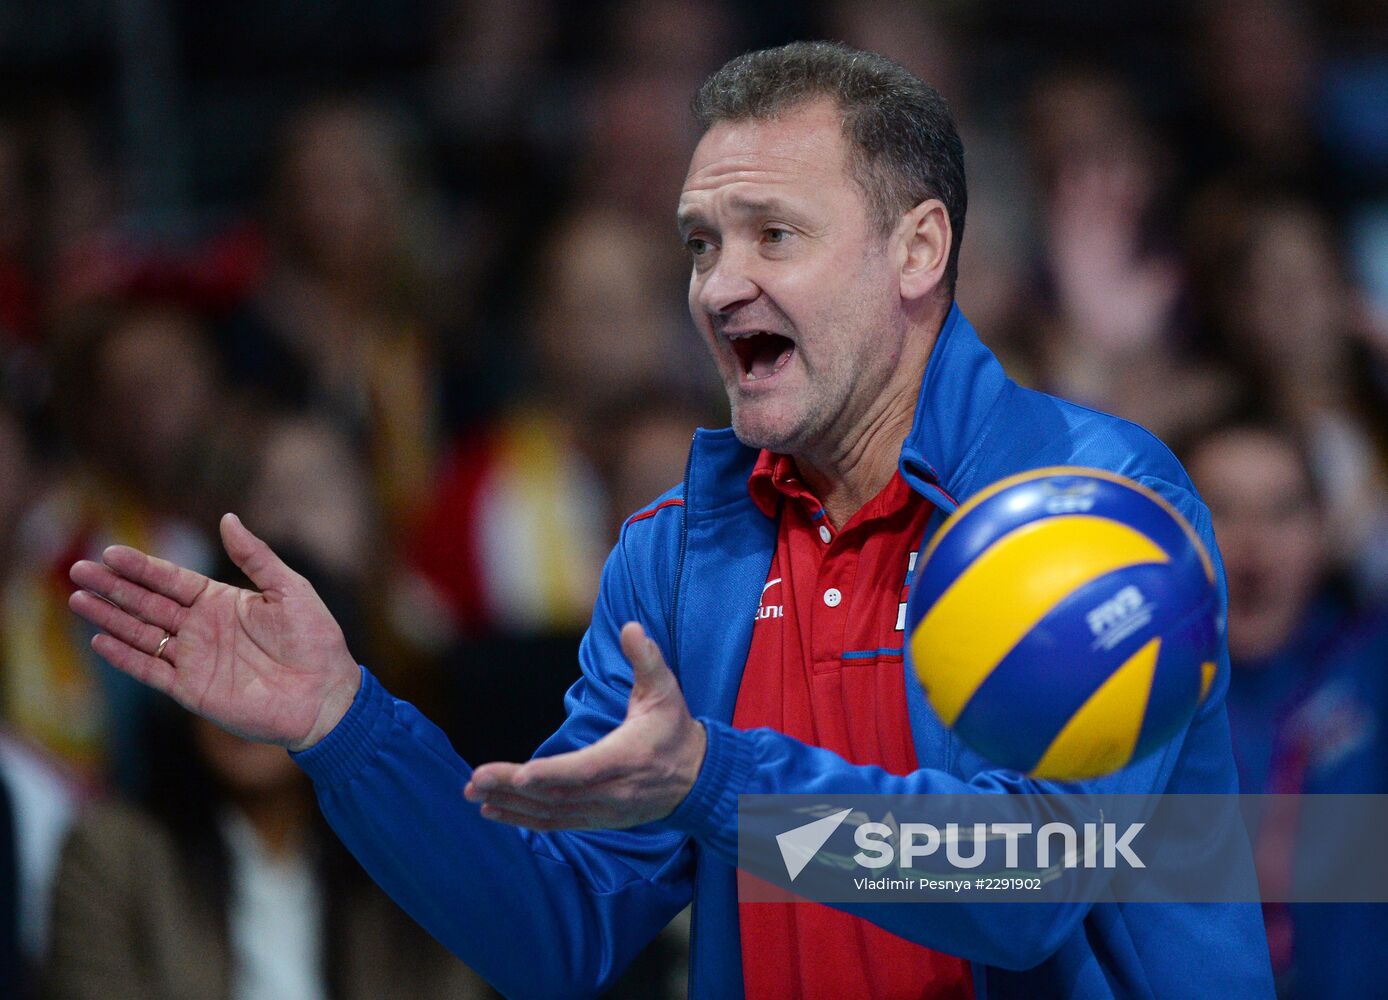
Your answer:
[823,588,842,607]
[818,525,832,543]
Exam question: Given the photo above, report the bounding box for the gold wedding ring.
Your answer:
[155,632,172,660]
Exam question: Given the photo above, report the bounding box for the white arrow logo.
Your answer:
[776,808,854,881]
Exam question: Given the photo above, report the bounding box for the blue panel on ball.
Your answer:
[911,471,1208,619]
[1130,591,1219,761]
[949,562,1183,773]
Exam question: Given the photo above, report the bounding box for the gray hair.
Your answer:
[692,41,967,290]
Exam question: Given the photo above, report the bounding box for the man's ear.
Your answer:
[897,199,951,303]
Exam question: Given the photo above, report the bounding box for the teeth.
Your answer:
[722,329,793,345]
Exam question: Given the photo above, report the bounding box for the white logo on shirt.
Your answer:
[757,578,784,621]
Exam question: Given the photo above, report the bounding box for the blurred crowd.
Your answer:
[1,0,1386,998]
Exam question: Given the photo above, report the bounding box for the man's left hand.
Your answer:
[464,622,706,830]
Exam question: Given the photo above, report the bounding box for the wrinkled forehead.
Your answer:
[679,100,852,208]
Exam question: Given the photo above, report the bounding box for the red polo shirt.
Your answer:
[733,450,973,1000]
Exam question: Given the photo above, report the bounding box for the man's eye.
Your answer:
[686,238,711,256]
[763,228,791,244]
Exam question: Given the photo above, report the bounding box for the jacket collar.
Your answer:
[897,302,1009,512]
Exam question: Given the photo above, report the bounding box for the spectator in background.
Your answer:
[0,403,80,1000]
[2,306,226,789]
[1185,0,1336,208]
[0,106,119,421]
[404,202,715,771]
[574,0,735,227]
[0,730,78,1000]
[39,107,134,336]
[428,0,560,157]
[239,417,379,655]
[1022,66,1235,443]
[43,407,495,1000]
[1186,416,1388,999]
[1196,195,1388,596]
[822,0,965,122]
[594,389,715,544]
[223,98,452,535]
[43,706,496,1000]
[406,203,702,647]
[403,190,721,795]
[233,413,442,707]
[425,0,564,349]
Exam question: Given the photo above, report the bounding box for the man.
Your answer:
[69,43,1273,998]
[1187,418,1388,998]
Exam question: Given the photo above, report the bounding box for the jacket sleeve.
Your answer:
[662,478,1242,973]
[292,536,694,1000]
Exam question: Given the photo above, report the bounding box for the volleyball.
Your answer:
[906,467,1220,781]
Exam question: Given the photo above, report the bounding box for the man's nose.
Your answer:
[695,246,760,316]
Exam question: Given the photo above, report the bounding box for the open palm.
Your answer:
[69,513,360,750]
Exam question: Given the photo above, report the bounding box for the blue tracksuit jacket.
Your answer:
[293,305,1275,999]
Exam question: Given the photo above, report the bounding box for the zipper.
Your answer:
[668,431,695,664]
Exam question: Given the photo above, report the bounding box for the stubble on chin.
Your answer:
[728,397,781,452]
[729,394,823,457]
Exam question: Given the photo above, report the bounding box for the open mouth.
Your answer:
[728,331,795,382]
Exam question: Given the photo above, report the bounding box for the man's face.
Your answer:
[677,100,907,455]
[1189,428,1325,663]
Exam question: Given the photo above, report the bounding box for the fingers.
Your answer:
[619,621,658,675]
[468,784,605,830]
[477,804,572,831]
[470,780,639,831]
[89,632,178,698]
[475,793,558,821]
[70,559,189,632]
[466,624,695,833]
[220,513,296,594]
[619,622,674,695]
[468,761,525,791]
[69,590,176,661]
[471,754,618,799]
[98,546,210,608]
[506,738,632,792]
[466,729,682,830]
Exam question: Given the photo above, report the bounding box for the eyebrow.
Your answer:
[675,210,702,238]
[676,194,802,236]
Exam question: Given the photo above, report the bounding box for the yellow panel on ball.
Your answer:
[1031,637,1161,780]
[910,515,1170,728]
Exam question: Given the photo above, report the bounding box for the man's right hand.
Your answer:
[68,512,361,751]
